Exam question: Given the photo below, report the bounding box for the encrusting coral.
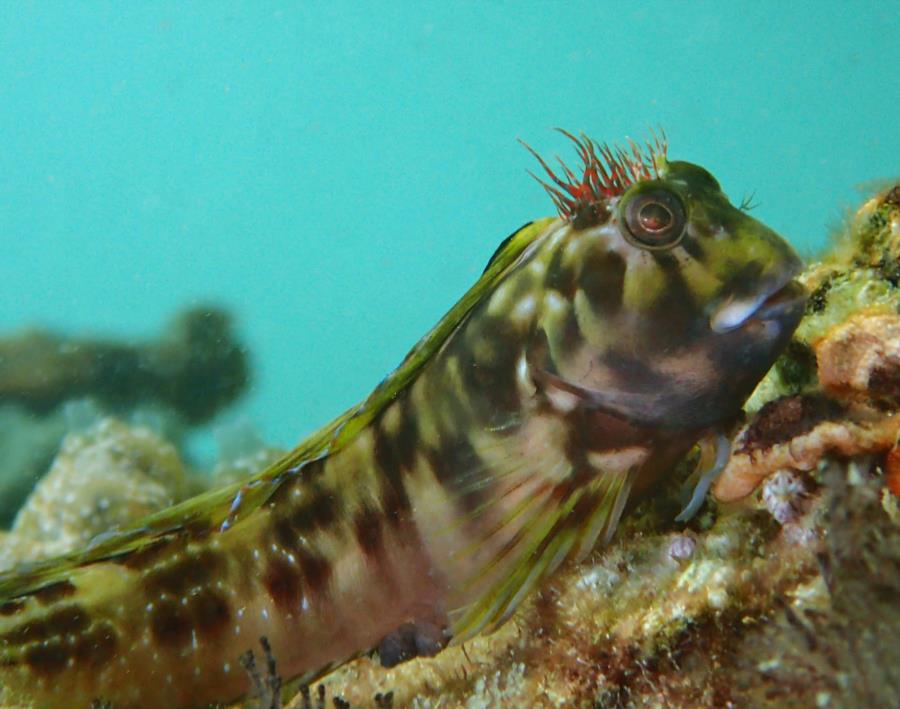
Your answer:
[0,187,897,708]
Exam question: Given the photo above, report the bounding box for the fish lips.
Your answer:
[710,277,808,334]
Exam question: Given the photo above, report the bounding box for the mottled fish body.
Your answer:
[0,133,806,708]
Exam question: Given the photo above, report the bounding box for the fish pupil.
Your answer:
[638,202,672,232]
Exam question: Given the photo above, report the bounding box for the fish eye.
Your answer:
[622,189,686,249]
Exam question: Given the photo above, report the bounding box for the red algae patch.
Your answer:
[713,398,898,502]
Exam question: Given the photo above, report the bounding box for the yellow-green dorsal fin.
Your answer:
[0,218,555,602]
[330,218,554,446]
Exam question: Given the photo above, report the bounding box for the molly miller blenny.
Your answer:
[0,132,806,708]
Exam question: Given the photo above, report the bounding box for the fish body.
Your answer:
[0,134,806,708]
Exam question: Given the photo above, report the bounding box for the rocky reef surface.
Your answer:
[0,189,898,708]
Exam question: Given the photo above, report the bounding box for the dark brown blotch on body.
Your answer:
[545,247,578,298]
[0,600,25,616]
[192,590,231,638]
[45,605,90,636]
[263,557,303,612]
[290,491,338,533]
[2,618,50,645]
[24,641,69,675]
[114,536,176,571]
[296,549,332,593]
[73,622,117,668]
[679,236,707,264]
[272,516,300,552]
[0,604,87,645]
[374,398,419,476]
[354,507,384,557]
[270,486,340,553]
[150,599,193,647]
[145,549,221,596]
[601,349,670,392]
[29,580,76,606]
[424,433,486,514]
[264,459,327,510]
[645,252,701,342]
[373,399,416,521]
[578,249,626,314]
[461,317,526,418]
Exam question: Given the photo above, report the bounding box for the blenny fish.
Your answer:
[0,132,807,708]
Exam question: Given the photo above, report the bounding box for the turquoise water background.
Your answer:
[1,2,898,450]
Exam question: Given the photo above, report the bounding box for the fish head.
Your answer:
[527,137,807,429]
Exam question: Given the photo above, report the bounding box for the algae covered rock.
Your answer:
[715,185,899,503]
[0,306,249,423]
[0,418,193,571]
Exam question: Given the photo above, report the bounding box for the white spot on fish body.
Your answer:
[487,279,516,316]
[543,289,568,317]
[511,294,536,325]
[516,352,536,398]
[545,385,579,413]
[586,447,650,473]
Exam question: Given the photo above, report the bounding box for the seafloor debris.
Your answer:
[760,469,808,525]
[0,306,248,423]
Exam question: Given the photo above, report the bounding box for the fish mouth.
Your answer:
[710,276,807,333]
